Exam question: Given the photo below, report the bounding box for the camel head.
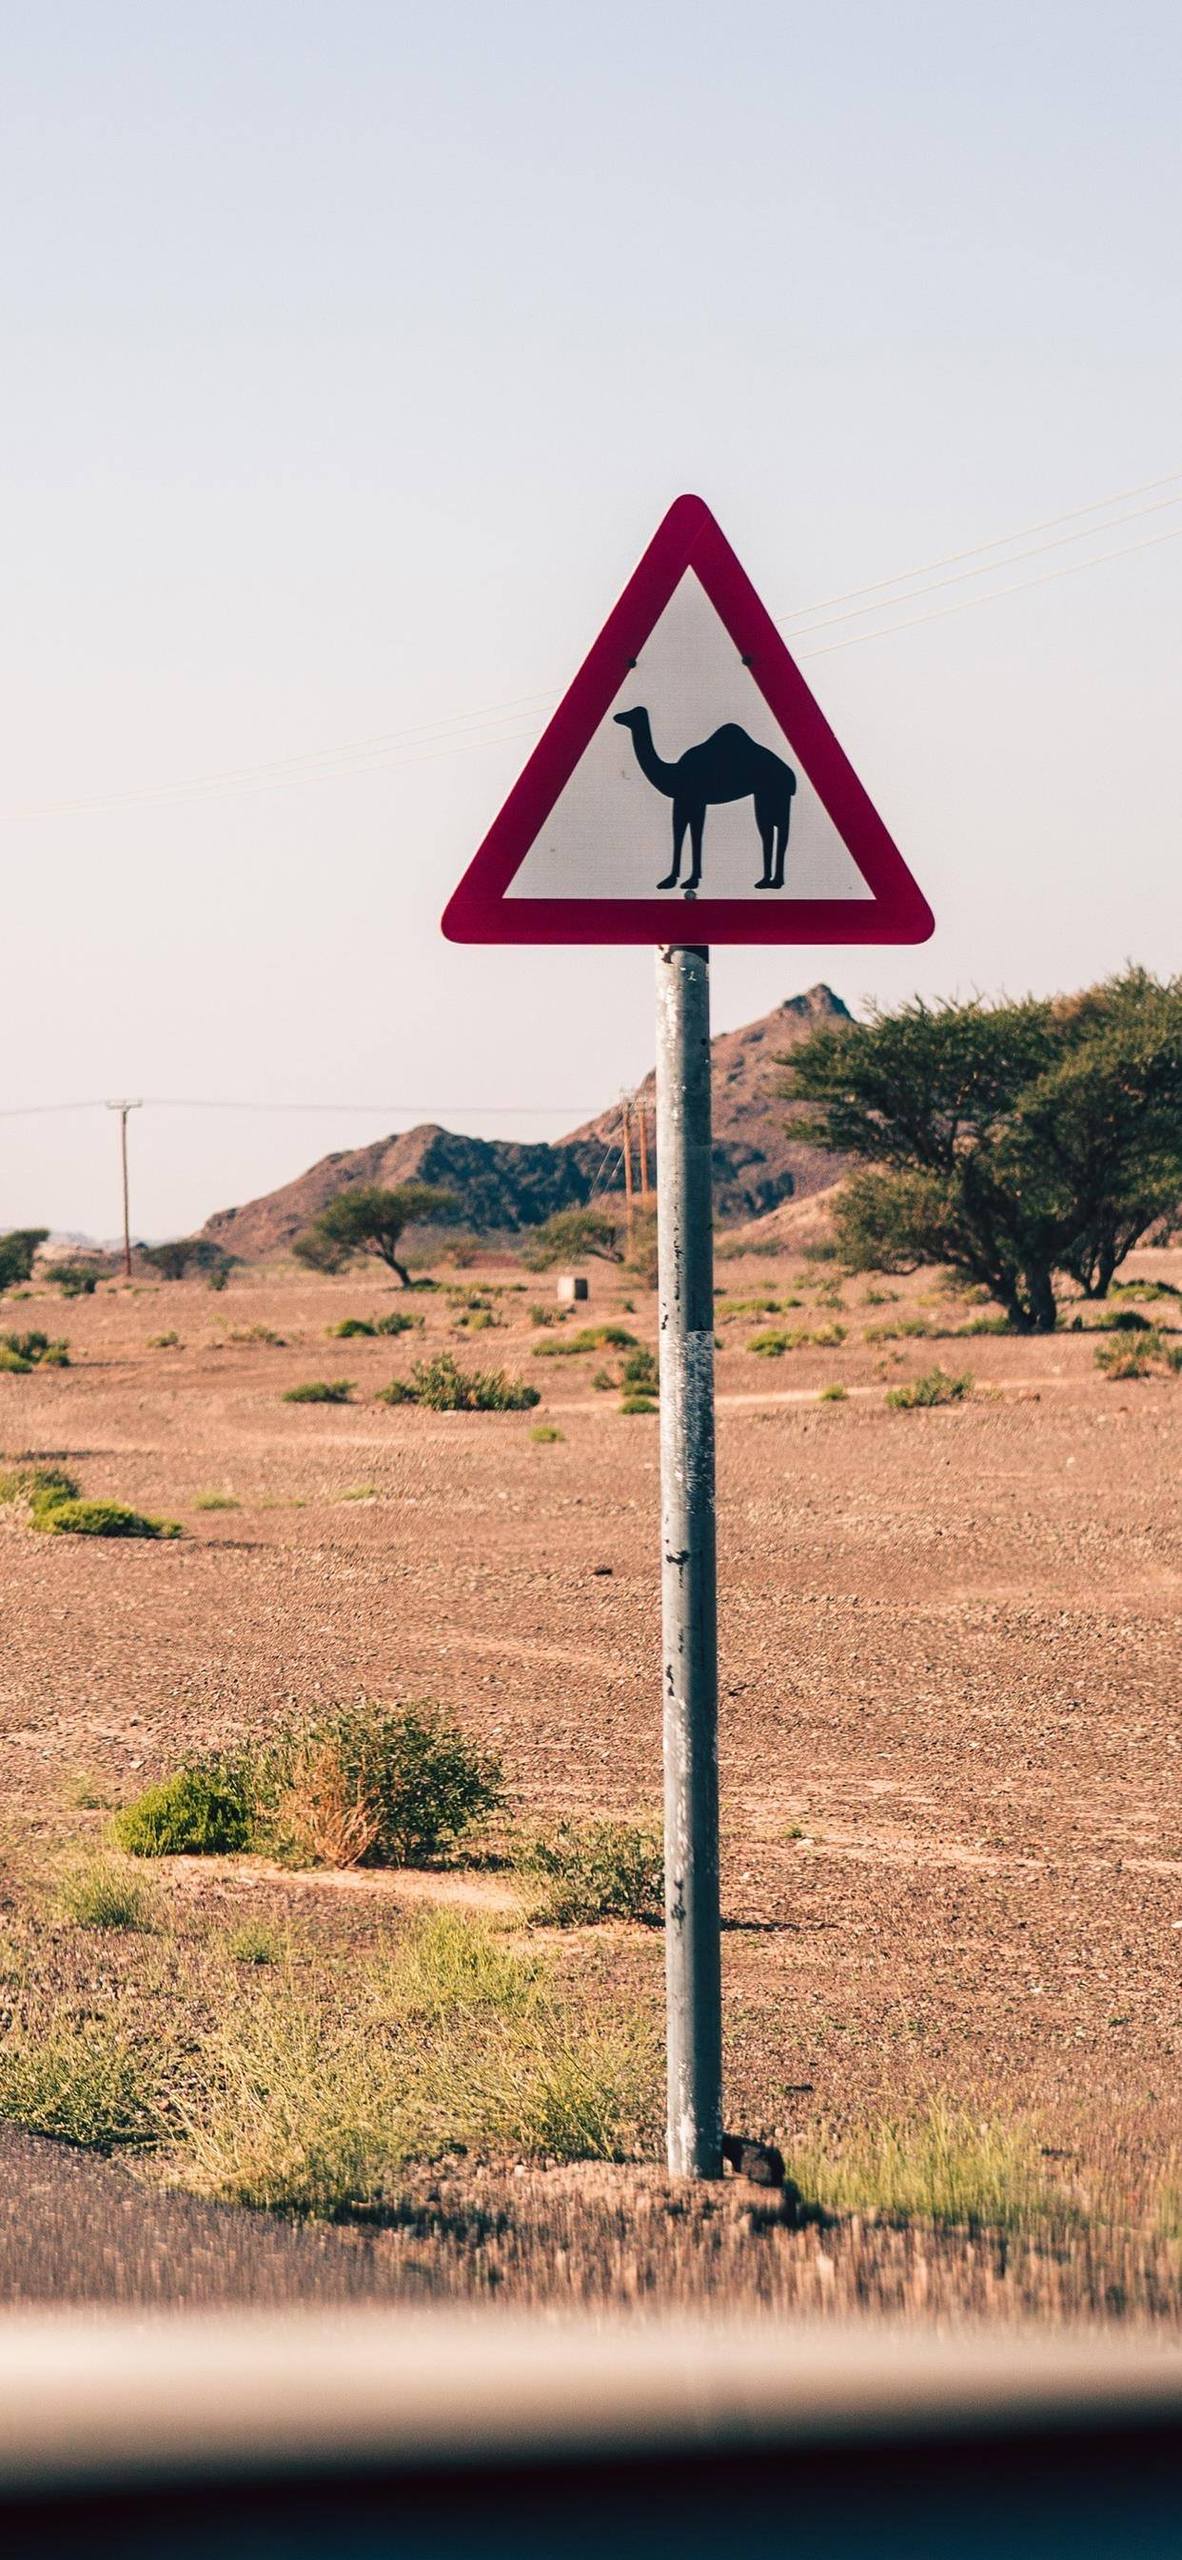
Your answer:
[612,706,649,732]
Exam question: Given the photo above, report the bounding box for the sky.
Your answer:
[3,0,1180,1238]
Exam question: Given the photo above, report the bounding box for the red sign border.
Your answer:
[442,495,934,947]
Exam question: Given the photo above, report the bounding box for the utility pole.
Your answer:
[654,945,722,2178]
[106,1101,141,1280]
[621,1093,634,1250]
[637,1091,651,1206]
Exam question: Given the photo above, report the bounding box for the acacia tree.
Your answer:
[0,1229,48,1293]
[293,1182,459,1288]
[786,972,1182,1332]
[519,1207,623,1271]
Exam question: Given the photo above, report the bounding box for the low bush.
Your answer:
[282,1379,354,1404]
[37,1498,182,1538]
[114,1755,258,1857]
[147,1331,181,1350]
[193,1490,239,1511]
[521,1819,664,1926]
[57,1854,158,1931]
[0,2022,160,2150]
[621,1395,658,1416]
[533,1325,637,1358]
[1,1329,69,1367]
[45,1260,100,1297]
[330,1317,376,1338]
[886,1368,973,1411]
[1094,1329,1181,1382]
[529,1422,564,1444]
[269,1703,504,1869]
[0,1464,78,1510]
[749,1324,846,1355]
[376,1376,416,1404]
[621,1347,659,1398]
[819,1383,848,1402]
[225,1920,286,1966]
[408,1353,539,1412]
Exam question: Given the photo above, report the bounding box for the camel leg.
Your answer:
[773,810,791,889]
[685,810,704,892]
[658,806,687,892]
[754,807,775,888]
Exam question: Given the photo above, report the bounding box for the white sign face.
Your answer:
[506,572,873,906]
[442,494,932,947]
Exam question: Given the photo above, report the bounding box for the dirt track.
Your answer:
[2,1247,1180,2236]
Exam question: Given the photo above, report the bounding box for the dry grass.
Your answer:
[272,1734,380,1870]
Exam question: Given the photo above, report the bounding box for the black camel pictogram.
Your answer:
[613,706,796,893]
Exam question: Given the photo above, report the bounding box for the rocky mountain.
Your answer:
[201,984,850,1260]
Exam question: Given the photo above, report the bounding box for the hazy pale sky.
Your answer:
[4,1,1180,1237]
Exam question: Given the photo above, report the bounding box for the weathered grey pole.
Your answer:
[655,943,722,2178]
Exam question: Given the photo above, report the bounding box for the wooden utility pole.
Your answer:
[621,1094,634,1249]
[106,1101,141,1280]
[637,1092,651,1205]
[654,945,722,2178]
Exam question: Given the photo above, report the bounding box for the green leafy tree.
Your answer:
[520,1207,623,1271]
[786,972,1182,1333]
[141,1238,232,1284]
[0,1229,48,1292]
[293,1183,459,1289]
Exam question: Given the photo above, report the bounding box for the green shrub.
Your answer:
[749,1324,846,1355]
[1094,1329,1181,1381]
[282,1379,354,1404]
[620,1394,658,1415]
[0,1464,78,1509]
[522,1819,664,1925]
[225,1919,286,1966]
[269,1703,503,1868]
[45,1260,100,1298]
[530,1423,564,1444]
[621,1347,659,1397]
[0,2022,160,2149]
[886,1368,973,1411]
[375,1307,422,1335]
[329,1316,376,1337]
[114,1755,258,1857]
[533,1324,637,1359]
[0,1331,64,1371]
[36,1498,182,1538]
[57,1853,158,1930]
[193,1489,239,1511]
[409,1353,539,1412]
[147,1330,181,1350]
[0,1344,33,1372]
[819,1383,848,1402]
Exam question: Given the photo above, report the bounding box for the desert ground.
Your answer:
[1,1240,1179,2318]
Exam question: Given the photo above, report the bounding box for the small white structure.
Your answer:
[556,1272,589,1304]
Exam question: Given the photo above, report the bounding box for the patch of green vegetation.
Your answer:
[521,1820,664,1926]
[749,1323,846,1355]
[282,1379,354,1404]
[0,2022,161,2151]
[864,1318,933,1343]
[147,1331,181,1350]
[0,1464,79,1510]
[225,1919,287,1967]
[620,1395,658,1415]
[1094,1329,1181,1382]
[532,1324,638,1358]
[37,1498,183,1538]
[1110,1277,1180,1304]
[529,1423,564,1444]
[329,1316,376,1337]
[886,1368,973,1411]
[405,1353,540,1412]
[57,1854,158,1931]
[819,1383,848,1402]
[113,1755,257,1857]
[193,1489,239,1512]
[789,2101,1055,2231]
[338,1482,380,1501]
[621,1347,659,1399]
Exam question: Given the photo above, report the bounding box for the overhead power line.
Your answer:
[0,1095,601,1121]
[8,466,1181,821]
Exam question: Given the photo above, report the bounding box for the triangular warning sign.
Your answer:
[442,496,933,947]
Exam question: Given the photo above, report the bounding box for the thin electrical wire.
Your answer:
[0,1095,600,1120]
[10,466,1181,819]
[776,463,1182,623]
[799,516,1182,656]
[779,487,1182,636]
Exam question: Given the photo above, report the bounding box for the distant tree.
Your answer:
[520,1207,624,1272]
[140,1238,232,1284]
[786,972,1182,1332]
[0,1229,48,1293]
[292,1183,460,1289]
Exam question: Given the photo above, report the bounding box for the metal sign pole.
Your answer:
[655,943,722,2178]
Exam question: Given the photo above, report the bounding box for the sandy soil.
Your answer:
[1,1246,1179,2201]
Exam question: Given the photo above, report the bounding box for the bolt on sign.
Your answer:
[443,498,934,2185]
[443,494,933,947]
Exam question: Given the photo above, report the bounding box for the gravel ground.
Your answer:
[1,1246,1179,2299]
